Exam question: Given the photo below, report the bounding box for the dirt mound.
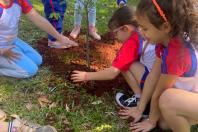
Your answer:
[37,31,130,96]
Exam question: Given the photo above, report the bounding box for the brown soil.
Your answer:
[37,31,130,96]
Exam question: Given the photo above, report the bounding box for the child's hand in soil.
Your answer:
[71,70,87,82]
[118,107,142,123]
[0,46,21,63]
[58,35,78,48]
[130,118,156,132]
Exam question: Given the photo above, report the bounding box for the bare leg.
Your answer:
[0,122,9,132]
[159,89,198,132]
[122,62,145,95]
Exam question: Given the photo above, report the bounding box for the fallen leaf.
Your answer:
[80,110,84,116]
[49,102,57,109]
[45,112,56,124]
[38,96,50,108]
[38,96,50,103]
[105,111,116,116]
[62,117,70,125]
[25,103,33,111]
[65,104,70,112]
[35,91,44,96]
[91,100,102,105]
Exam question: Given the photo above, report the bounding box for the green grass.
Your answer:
[0,0,197,132]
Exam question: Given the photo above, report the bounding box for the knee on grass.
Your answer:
[26,65,39,78]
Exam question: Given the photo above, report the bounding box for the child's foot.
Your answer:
[89,26,101,40]
[10,115,57,132]
[0,109,6,121]
[70,26,81,39]
[116,92,140,107]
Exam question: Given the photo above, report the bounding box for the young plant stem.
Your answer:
[84,1,94,88]
[84,3,91,69]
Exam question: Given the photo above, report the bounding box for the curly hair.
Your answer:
[136,0,198,49]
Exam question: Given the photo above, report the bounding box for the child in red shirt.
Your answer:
[121,0,198,131]
[71,6,156,108]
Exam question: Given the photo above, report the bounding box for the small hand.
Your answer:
[130,119,156,132]
[0,46,21,63]
[118,107,142,123]
[70,70,87,82]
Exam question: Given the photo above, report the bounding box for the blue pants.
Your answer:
[0,38,42,78]
[74,0,97,26]
[42,0,67,41]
